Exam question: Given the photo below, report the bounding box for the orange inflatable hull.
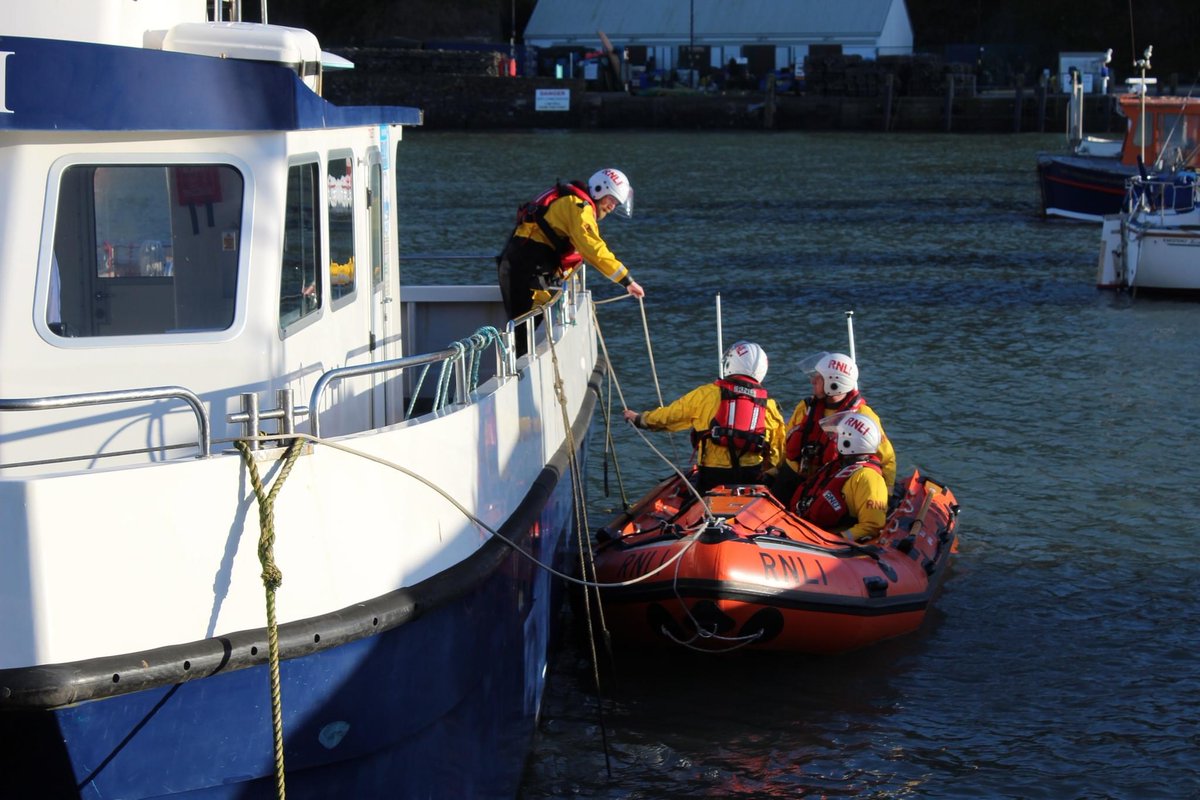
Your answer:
[592,469,960,654]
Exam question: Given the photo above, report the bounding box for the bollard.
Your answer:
[944,74,954,132]
[883,73,894,132]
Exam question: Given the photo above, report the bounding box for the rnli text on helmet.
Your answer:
[826,357,853,376]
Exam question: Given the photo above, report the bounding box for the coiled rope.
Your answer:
[234,438,304,800]
[406,326,509,418]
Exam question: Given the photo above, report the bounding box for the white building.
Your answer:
[524,0,913,76]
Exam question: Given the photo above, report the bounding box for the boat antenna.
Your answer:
[716,293,725,376]
[845,310,856,362]
[1135,45,1153,167]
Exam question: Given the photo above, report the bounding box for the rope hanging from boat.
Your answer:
[545,303,614,777]
[589,301,706,510]
[234,438,304,800]
[599,370,630,508]
[590,295,778,653]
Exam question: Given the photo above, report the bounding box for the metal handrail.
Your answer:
[1126,173,1198,221]
[308,348,459,438]
[503,280,574,374]
[0,386,211,458]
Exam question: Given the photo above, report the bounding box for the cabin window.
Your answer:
[327,153,356,304]
[49,164,242,337]
[370,161,384,288]
[1159,113,1196,166]
[280,162,322,330]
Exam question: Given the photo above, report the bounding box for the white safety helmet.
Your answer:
[800,351,858,395]
[819,411,880,456]
[722,340,769,383]
[588,168,634,219]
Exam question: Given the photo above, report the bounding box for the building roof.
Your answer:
[525,0,911,47]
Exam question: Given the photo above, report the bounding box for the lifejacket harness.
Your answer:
[693,376,769,480]
[785,390,865,471]
[509,180,596,279]
[792,454,883,529]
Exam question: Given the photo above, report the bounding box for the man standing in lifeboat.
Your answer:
[770,352,896,504]
[792,412,889,542]
[497,168,645,355]
[622,341,786,491]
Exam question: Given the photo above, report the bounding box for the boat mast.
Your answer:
[1134,45,1153,167]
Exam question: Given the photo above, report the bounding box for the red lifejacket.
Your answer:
[784,390,866,470]
[694,376,769,466]
[792,455,883,529]
[514,181,596,278]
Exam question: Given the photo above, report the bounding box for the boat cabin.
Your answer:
[1116,94,1200,169]
[0,3,429,473]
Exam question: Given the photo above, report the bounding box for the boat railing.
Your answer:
[310,277,579,437]
[0,387,211,464]
[503,274,580,376]
[1126,172,1198,219]
[0,276,585,467]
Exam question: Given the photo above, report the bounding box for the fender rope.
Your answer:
[235,438,304,800]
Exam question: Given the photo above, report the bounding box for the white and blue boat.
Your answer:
[0,2,601,797]
[1097,170,1200,294]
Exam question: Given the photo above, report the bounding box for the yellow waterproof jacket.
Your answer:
[838,467,890,541]
[784,399,897,488]
[514,194,630,306]
[640,382,786,470]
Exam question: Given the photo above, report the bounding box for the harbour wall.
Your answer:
[324,55,1124,134]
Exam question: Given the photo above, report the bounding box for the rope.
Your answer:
[405,326,509,419]
[234,438,305,800]
[434,342,463,409]
[590,301,705,509]
[637,296,666,410]
[545,301,615,777]
[600,373,630,507]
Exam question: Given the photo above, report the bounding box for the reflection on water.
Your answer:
[396,130,1200,799]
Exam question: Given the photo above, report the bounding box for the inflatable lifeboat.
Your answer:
[592,469,960,654]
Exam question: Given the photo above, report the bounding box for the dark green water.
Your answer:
[397,130,1200,799]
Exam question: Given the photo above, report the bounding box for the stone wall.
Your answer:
[322,50,1123,134]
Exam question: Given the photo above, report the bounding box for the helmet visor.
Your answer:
[611,187,634,219]
[817,410,854,436]
[798,351,830,376]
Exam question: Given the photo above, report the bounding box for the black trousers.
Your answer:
[497,238,557,357]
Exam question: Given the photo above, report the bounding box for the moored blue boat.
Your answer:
[0,3,600,797]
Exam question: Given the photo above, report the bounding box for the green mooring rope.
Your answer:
[235,438,304,800]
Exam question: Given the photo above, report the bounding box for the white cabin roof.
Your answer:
[525,0,913,53]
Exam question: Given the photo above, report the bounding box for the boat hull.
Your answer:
[593,470,959,655]
[1124,223,1200,291]
[1037,154,1135,222]
[1,397,595,800]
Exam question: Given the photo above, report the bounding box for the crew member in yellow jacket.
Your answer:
[623,341,786,491]
[771,351,896,504]
[791,412,890,541]
[497,168,644,355]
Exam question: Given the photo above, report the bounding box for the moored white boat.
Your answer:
[1097,171,1200,293]
[0,2,601,798]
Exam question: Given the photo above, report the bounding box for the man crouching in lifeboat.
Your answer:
[788,412,890,542]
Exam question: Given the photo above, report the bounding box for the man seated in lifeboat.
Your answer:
[770,351,896,504]
[622,341,786,491]
[790,412,890,542]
